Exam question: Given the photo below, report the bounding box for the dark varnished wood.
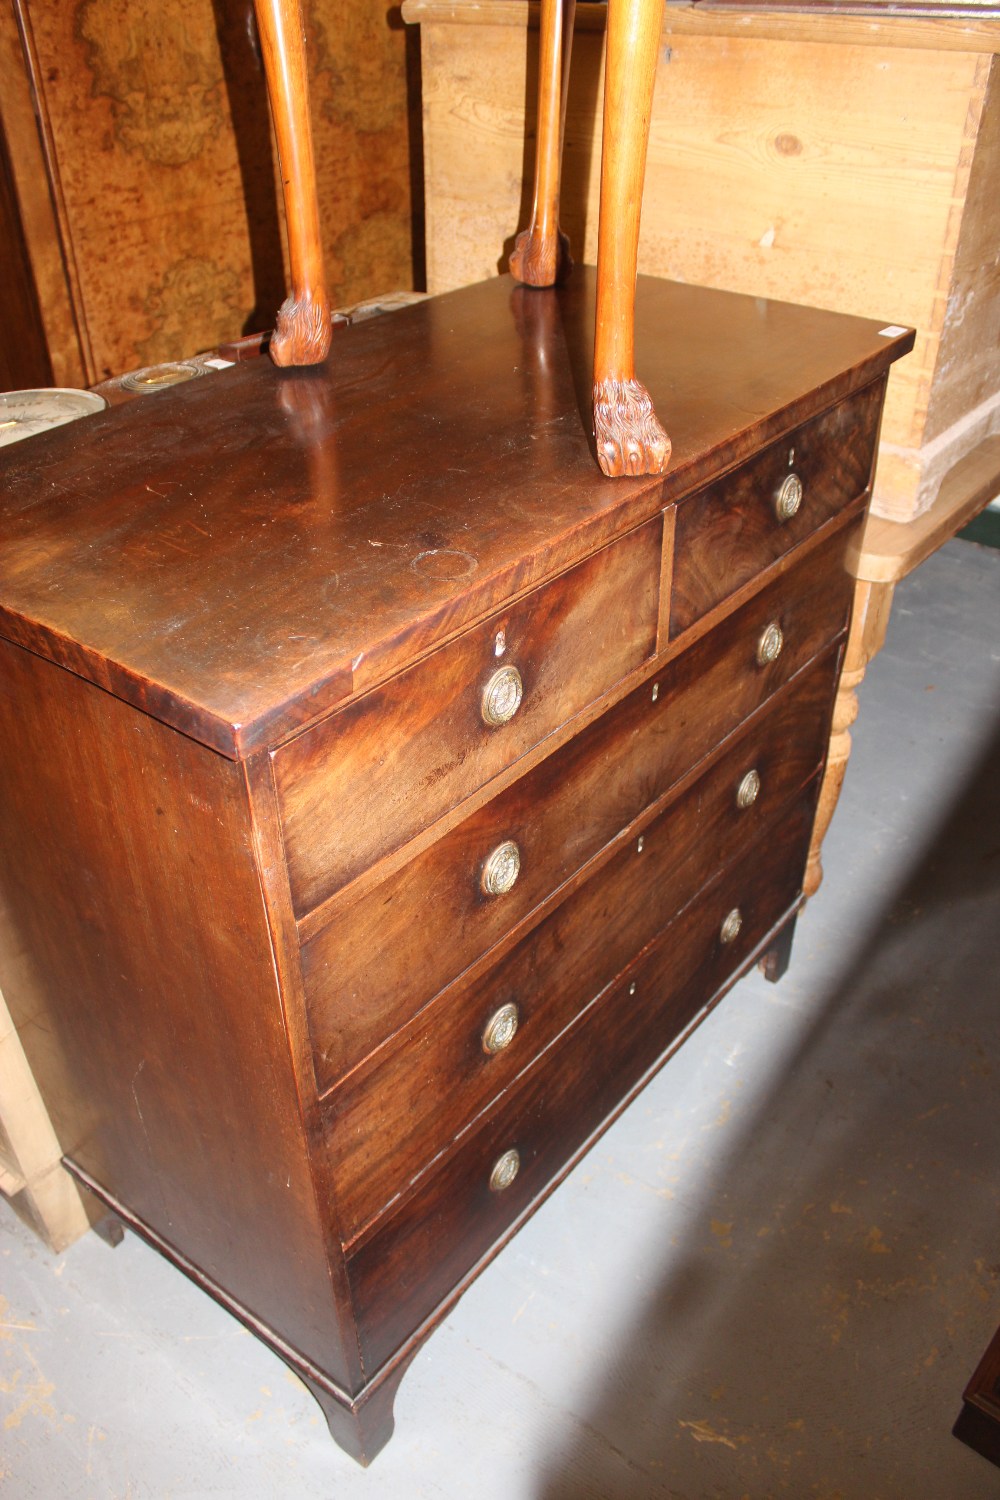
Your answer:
[346,801,815,1372]
[61,1158,397,1454]
[670,378,886,635]
[759,912,800,984]
[273,515,661,917]
[301,517,856,1096]
[0,111,54,391]
[955,1322,1000,1470]
[0,276,913,1462]
[0,275,911,757]
[0,639,358,1391]
[322,671,835,1241]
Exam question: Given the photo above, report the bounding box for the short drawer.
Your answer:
[272,516,662,918]
[345,798,815,1372]
[670,378,884,635]
[303,518,854,1091]
[323,683,830,1239]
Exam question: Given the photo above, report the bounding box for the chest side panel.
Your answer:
[0,639,353,1386]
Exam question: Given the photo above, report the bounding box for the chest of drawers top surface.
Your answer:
[0,273,911,757]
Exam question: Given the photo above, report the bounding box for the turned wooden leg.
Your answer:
[253,0,332,365]
[804,578,896,897]
[510,0,577,287]
[592,0,670,478]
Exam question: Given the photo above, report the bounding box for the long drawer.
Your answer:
[302,520,855,1092]
[346,798,815,1373]
[272,516,663,918]
[323,686,830,1243]
[669,378,883,635]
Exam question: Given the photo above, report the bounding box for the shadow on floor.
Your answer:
[534,707,1000,1500]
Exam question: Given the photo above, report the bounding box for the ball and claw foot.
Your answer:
[593,378,671,477]
[270,293,333,367]
[509,226,573,287]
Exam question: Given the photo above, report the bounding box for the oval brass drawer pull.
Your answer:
[720,908,743,945]
[756,621,784,667]
[736,768,761,809]
[489,1147,521,1193]
[481,840,521,896]
[481,665,523,727]
[482,1002,520,1056]
[775,472,803,522]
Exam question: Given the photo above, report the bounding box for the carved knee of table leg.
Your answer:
[804,578,895,898]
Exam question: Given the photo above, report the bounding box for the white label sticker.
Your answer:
[203,357,235,370]
[878,325,908,338]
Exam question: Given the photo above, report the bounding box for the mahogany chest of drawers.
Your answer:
[0,273,912,1463]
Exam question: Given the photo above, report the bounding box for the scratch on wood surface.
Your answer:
[679,1417,738,1449]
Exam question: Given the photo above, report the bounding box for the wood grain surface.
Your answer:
[0,635,360,1389]
[274,516,661,917]
[0,272,912,757]
[302,518,856,1097]
[4,0,415,383]
[346,795,816,1372]
[669,378,884,634]
[323,663,839,1241]
[408,0,991,519]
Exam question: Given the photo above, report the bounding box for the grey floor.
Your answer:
[2,537,999,1499]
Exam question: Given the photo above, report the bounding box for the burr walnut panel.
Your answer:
[5,0,414,383]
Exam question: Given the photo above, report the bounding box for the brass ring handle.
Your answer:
[481,665,523,727]
[775,472,803,522]
[481,840,521,897]
[756,621,784,667]
[736,769,761,809]
[482,1002,520,1055]
[489,1147,521,1192]
[720,908,743,945]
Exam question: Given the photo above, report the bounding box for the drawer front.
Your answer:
[346,800,815,1372]
[304,519,855,1092]
[273,517,662,918]
[670,379,883,636]
[324,681,831,1241]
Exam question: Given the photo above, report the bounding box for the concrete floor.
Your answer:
[2,537,999,1499]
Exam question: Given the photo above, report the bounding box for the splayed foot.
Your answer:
[509,226,573,288]
[593,378,671,477]
[270,293,332,366]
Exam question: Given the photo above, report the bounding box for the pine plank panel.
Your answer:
[408,0,1000,522]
